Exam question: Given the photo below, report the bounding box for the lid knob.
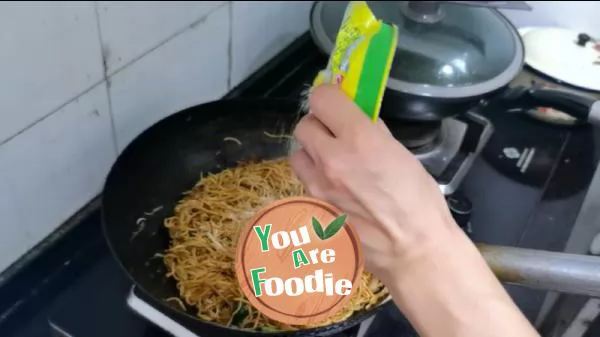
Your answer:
[576,33,592,47]
[402,1,444,23]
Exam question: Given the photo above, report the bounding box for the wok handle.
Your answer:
[504,86,600,125]
[477,244,600,297]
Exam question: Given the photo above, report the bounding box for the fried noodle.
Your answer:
[163,158,388,331]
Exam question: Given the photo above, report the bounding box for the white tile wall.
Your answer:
[109,4,230,150]
[0,1,104,143]
[0,173,21,272]
[96,1,225,74]
[0,1,310,273]
[0,85,115,270]
[0,1,598,274]
[230,1,312,87]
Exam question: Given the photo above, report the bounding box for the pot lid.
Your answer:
[311,1,526,98]
[522,27,600,92]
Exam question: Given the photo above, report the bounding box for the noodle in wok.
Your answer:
[163,158,388,331]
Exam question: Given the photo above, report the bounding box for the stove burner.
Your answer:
[384,119,442,151]
[384,112,494,195]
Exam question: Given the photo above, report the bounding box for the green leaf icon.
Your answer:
[312,217,325,240]
[323,214,347,240]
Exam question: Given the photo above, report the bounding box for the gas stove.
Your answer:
[393,111,494,196]
[0,33,593,337]
[126,287,376,337]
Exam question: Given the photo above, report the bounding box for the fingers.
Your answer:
[309,85,373,138]
[293,113,335,162]
[289,149,325,199]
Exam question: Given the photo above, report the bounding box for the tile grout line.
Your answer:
[93,1,119,156]
[106,2,227,79]
[0,2,227,148]
[0,80,105,147]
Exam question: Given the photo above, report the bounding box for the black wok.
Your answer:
[101,98,391,337]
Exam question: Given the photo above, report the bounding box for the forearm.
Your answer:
[383,225,540,337]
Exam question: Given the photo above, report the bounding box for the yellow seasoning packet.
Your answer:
[310,1,398,123]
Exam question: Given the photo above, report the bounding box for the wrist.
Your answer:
[383,224,467,284]
[372,216,540,337]
[381,227,539,337]
[375,214,466,285]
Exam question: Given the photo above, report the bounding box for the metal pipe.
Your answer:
[477,244,600,297]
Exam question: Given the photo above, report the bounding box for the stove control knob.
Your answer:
[447,193,473,234]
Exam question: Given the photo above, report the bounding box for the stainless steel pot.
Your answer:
[310,1,600,125]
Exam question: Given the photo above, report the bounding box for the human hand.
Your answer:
[291,85,540,337]
[290,85,457,281]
